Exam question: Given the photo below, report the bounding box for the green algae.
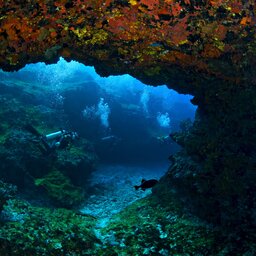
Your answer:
[0,199,100,255]
[34,170,85,208]
[1,188,255,255]
[99,195,222,256]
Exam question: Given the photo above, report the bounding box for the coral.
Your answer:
[0,0,255,86]
[0,199,100,255]
[98,195,231,255]
[1,192,255,255]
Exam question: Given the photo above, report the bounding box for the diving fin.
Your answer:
[24,124,41,137]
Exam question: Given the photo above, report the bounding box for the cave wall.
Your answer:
[1,0,256,227]
[166,79,256,226]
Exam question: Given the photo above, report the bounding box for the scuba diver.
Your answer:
[156,134,172,144]
[25,124,78,155]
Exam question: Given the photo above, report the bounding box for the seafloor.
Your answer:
[0,164,235,255]
[2,163,254,255]
[0,62,255,255]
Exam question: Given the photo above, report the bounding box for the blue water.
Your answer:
[0,57,199,254]
[0,58,196,211]
[0,58,196,165]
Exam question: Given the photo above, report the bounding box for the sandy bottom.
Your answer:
[80,164,168,227]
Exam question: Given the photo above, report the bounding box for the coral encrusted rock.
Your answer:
[0,0,256,238]
[0,0,255,90]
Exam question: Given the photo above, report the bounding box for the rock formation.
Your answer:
[1,0,255,228]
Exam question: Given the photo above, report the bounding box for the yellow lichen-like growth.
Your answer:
[72,27,89,39]
[213,38,225,51]
[7,54,19,65]
[129,0,137,6]
[89,30,109,45]
[178,39,189,46]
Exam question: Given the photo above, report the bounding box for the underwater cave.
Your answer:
[0,58,196,206]
[0,0,256,255]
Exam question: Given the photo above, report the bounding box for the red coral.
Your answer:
[168,16,190,45]
[209,0,223,8]
[240,17,252,26]
[201,44,222,58]
[214,24,227,40]
[228,1,243,14]
[139,0,160,10]
[171,2,183,17]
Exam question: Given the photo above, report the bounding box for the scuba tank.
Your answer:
[45,130,66,141]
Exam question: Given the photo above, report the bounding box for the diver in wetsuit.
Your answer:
[25,124,78,155]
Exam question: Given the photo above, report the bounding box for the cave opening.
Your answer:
[0,57,196,217]
[0,57,196,164]
[1,0,256,253]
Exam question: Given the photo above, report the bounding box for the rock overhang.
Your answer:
[0,0,255,95]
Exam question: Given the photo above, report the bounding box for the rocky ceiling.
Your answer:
[0,0,255,94]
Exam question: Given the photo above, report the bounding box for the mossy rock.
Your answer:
[34,170,85,208]
[56,141,98,187]
[0,199,100,255]
[0,180,16,213]
[99,195,226,256]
